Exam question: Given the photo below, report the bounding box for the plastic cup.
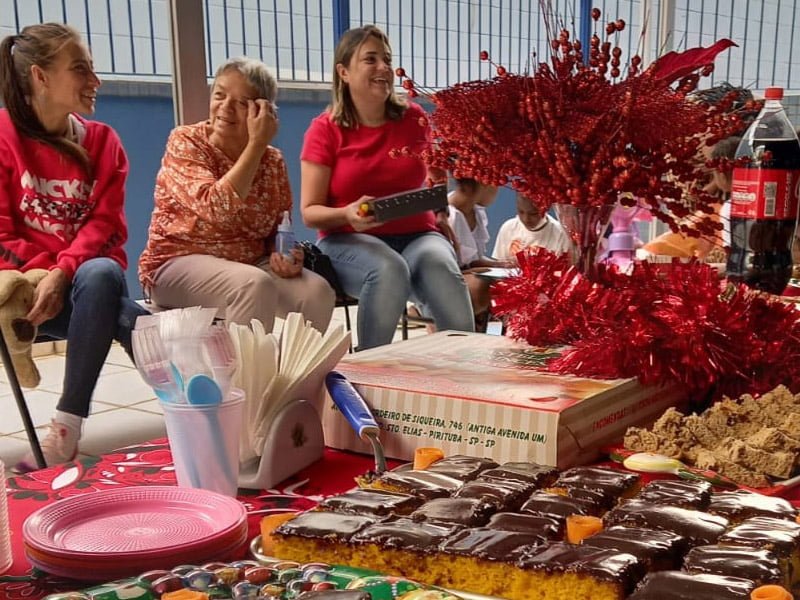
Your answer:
[161,388,245,497]
[0,460,11,575]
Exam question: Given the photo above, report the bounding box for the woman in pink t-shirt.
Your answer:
[300,25,473,349]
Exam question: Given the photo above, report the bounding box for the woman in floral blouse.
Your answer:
[139,57,335,332]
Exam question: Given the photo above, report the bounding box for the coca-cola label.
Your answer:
[730,167,800,219]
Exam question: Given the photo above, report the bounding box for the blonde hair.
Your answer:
[330,25,406,128]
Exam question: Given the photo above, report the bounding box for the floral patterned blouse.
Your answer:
[138,121,291,289]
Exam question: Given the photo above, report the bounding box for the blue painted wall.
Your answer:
[94,88,517,297]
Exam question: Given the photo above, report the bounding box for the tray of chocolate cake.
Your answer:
[259,453,800,600]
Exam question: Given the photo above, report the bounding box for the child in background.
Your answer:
[447,178,511,330]
[493,194,574,262]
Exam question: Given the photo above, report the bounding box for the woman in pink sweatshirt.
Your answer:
[0,23,148,471]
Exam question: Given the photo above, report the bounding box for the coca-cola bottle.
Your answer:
[727,87,800,294]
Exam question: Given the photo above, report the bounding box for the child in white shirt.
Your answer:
[493,194,574,261]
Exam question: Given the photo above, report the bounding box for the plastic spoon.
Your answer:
[186,374,223,406]
[622,452,737,488]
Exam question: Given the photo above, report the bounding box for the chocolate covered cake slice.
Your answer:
[635,479,712,510]
[358,468,463,499]
[477,462,560,488]
[718,516,800,587]
[409,497,496,526]
[552,466,641,500]
[438,528,548,596]
[707,489,797,523]
[582,525,687,571]
[419,454,499,481]
[316,488,423,517]
[520,491,603,525]
[271,511,376,565]
[347,516,464,582]
[683,545,784,587]
[487,512,563,538]
[515,542,646,600]
[628,571,755,599]
[454,477,536,511]
[603,499,728,546]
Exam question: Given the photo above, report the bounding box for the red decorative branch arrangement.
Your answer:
[397,5,745,241]
[492,249,800,399]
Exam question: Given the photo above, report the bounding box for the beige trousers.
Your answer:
[149,254,336,333]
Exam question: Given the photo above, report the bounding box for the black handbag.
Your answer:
[298,241,346,297]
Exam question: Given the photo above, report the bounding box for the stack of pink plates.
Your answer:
[23,486,248,580]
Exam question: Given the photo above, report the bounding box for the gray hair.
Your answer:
[214,56,277,102]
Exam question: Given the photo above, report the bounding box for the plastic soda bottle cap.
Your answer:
[764,87,784,100]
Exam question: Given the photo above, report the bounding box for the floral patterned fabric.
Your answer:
[0,439,384,598]
[138,121,292,290]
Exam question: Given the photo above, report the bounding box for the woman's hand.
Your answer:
[269,248,304,278]
[247,99,278,149]
[345,197,380,232]
[26,268,67,326]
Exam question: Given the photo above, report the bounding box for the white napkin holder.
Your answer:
[237,374,327,490]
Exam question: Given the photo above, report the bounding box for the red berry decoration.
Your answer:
[605,22,616,35]
[402,79,414,90]
[394,67,406,78]
[496,65,507,76]
[591,7,601,20]
[615,19,626,30]
[479,50,489,61]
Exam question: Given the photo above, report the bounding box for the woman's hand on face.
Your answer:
[269,248,304,278]
[247,99,278,148]
[346,197,380,232]
[26,268,67,326]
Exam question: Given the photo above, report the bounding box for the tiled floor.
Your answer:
[0,306,428,471]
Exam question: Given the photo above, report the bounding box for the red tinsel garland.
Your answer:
[492,249,800,399]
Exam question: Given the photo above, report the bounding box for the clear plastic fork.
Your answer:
[132,326,184,403]
[202,325,237,398]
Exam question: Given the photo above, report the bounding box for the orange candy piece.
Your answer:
[566,515,603,544]
[259,512,297,555]
[413,447,444,470]
[162,591,209,600]
[751,585,793,600]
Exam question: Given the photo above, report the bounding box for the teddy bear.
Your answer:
[0,269,49,388]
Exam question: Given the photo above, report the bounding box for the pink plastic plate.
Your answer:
[23,486,246,557]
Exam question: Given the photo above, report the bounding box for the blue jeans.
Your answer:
[319,232,474,349]
[38,258,150,418]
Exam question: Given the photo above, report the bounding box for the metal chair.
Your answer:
[0,329,48,469]
[400,306,435,340]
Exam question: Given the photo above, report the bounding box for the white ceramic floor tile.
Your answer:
[89,370,156,407]
[0,435,34,469]
[103,344,135,369]
[77,408,166,457]
[130,399,163,415]
[14,355,67,389]
[0,388,61,435]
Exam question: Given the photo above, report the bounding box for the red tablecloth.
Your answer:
[3,440,800,599]
[0,438,388,599]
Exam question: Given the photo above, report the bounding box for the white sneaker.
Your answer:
[14,420,80,473]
